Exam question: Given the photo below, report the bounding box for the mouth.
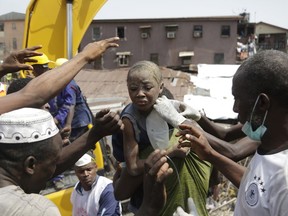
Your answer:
[83,178,92,184]
[136,100,148,106]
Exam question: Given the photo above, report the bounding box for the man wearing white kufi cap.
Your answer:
[0,108,62,216]
[71,153,121,215]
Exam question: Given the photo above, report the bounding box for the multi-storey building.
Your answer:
[0,12,25,61]
[255,22,288,53]
[80,16,242,70]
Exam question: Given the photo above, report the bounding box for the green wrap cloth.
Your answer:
[140,129,212,216]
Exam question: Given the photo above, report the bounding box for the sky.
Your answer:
[0,0,288,29]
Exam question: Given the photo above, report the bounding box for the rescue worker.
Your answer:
[30,55,93,142]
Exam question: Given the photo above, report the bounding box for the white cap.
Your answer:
[75,153,94,167]
[0,108,59,144]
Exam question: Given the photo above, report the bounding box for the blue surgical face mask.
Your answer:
[241,95,268,141]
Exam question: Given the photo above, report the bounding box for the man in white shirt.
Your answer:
[71,153,121,216]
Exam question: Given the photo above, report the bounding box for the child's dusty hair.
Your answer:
[127,60,162,84]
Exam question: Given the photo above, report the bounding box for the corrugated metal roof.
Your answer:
[74,67,192,110]
[0,12,25,21]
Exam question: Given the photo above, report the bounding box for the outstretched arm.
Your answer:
[54,109,124,176]
[123,118,146,176]
[198,116,245,141]
[153,97,257,161]
[136,150,173,216]
[0,37,119,114]
[177,124,246,188]
[204,132,259,161]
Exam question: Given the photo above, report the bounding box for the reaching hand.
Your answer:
[176,124,213,161]
[173,197,199,216]
[60,127,71,146]
[0,45,43,75]
[82,37,119,63]
[91,109,124,138]
[137,150,173,216]
[153,95,186,128]
[169,100,201,121]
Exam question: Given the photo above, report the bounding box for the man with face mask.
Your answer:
[176,50,288,216]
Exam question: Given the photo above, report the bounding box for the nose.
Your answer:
[136,88,145,97]
[83,170,89,177]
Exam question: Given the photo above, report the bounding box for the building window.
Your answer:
[182,56,192,65]
[92,27,101,40]
[165,25,178,39]
[221,25,230,37]
[193,25,203,38]
[117,26,125,39]
[150,53,159,65]
[117,52,131,67]
[179,51,194,65]
[12,38,17,50]
[214,53,224,64]
[12,23,16,30]
[119,55,128,66]
[0,23,4,31]
[139,25,151,39]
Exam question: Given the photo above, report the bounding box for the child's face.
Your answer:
[127,70,162,112]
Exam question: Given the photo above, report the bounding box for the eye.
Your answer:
[129,87,138,91]
[128,85,139,91]
[144,85,153,91]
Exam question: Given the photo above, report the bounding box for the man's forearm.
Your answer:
[54,129,101,176]
[0,53,88,114]
[206,132,258,162]
[208,149,246,188]
[0,37,119,114]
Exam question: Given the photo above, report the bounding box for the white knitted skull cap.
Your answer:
[0,108,59,144]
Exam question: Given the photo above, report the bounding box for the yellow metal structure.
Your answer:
[22,1,109,213]
[23,0,107,61]
[94,141,104,170]
[45,187,74,216]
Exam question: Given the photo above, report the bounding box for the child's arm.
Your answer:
[113,164,143,200]
[123,118,146,176]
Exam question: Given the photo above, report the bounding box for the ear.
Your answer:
[258,93,270,111]
[24,156,37,175]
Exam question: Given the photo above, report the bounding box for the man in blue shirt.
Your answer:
[30,55,93,142]
[49,78,93,141]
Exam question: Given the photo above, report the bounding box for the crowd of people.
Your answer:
[0,36,287,216]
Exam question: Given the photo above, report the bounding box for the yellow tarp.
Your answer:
[23,0,107,61]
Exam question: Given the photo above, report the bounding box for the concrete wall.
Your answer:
[0,20,24,60]
[81,17,239,69]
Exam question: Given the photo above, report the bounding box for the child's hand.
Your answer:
[167,143,190,159]
[176,124,213,161]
